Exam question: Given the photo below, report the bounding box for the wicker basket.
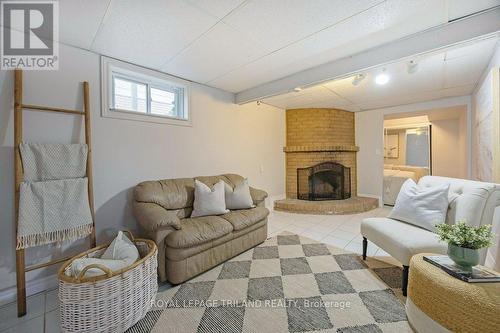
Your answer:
[58,231,158,333]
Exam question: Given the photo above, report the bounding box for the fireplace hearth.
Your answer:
[297,162,351,201]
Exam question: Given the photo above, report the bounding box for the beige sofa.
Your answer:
[133,174,269,284]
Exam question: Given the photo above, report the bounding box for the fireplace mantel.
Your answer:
[283,145,359,153]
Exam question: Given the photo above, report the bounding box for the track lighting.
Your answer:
[351,74,366,86]
[375,68,390,85]
[407,60,418,74]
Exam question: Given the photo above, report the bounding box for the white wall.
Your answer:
[355,96,471,200]
[431,118,466,178]
[0,43,285,302]
[472,42,500,182]
[472,42,500,270]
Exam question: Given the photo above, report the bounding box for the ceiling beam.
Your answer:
[235,7,500,105]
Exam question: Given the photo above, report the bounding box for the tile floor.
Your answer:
[0,206,399,333]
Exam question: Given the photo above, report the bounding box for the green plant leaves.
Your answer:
[435,220,495,250]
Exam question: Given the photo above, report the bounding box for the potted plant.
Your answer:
[436,221,495,268]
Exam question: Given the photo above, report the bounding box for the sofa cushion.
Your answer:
[166,216,233,249]
[196,174,245,188]
[221,207,269,231]
[134,178,195,210]
[361,217,447,266]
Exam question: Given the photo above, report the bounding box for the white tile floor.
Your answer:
[0,206,399,333]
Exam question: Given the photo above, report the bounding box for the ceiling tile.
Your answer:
[447,0,500,20]
[186,0,245,19]
[210,0,448,92]
[262,37,497,112]
[444,54,493,88]
[443,38,498,87]
[262,85,355,110]
[444,38,498,60]
[91,0,217,69]
[161,22,268,83]
[222,0,382,53]
[59,0,111,49]
[50,0,498,97]
[356,84,476,110]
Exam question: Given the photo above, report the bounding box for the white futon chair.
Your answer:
[361,176,500,295]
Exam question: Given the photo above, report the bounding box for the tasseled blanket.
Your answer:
[16,143,93,250]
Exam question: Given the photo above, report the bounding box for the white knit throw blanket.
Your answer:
[17,143,93,250]
[20,143,88,181]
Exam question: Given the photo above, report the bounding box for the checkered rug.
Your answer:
[127,232,412,333]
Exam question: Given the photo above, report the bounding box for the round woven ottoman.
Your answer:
[406,253,500,333]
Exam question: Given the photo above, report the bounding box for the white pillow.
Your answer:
[70,258,131,278]
[225,179,255,210]
[191,180,229,217]
[388,179,450,232]
[70,231,139,277]
[101,231,139,262]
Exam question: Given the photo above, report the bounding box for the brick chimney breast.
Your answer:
[285,108,359,199]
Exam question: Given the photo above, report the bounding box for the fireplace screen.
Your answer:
[297,162,351,200]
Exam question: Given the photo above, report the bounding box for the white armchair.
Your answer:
[361,176,500,296]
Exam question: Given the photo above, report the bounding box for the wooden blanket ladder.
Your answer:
[14,69,97,317]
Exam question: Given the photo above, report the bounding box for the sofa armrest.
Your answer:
[133,201,182,231]
[250,187,268,206]
[133,201,180,282]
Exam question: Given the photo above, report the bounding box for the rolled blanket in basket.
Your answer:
[17,178,93,249]
[20,142,88,181]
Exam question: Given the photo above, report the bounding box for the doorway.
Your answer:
[382,106,468,205]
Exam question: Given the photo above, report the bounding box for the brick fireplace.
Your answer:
[275,108,378,214]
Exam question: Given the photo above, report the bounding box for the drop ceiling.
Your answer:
[261,37,499,111]
[46,0,500,95]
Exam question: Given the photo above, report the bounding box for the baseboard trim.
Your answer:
[0,274,58,307]
[357,193,383,207]
[267,194,285,209]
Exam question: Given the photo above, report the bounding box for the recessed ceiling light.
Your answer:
[352,73,366,86]
[293,87,302,92]
[407,60,418,74]
[375,69,390,85]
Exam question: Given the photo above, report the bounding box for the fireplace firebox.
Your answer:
[297,162,351,200]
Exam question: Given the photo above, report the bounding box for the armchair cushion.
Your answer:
[361,217,447,266]
[133,202,182,231]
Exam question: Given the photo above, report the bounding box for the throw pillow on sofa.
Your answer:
[225,178,255,210]
[191,179,229,217]
[388,178,450,232]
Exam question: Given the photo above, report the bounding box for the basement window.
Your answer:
[101,57,190,125]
